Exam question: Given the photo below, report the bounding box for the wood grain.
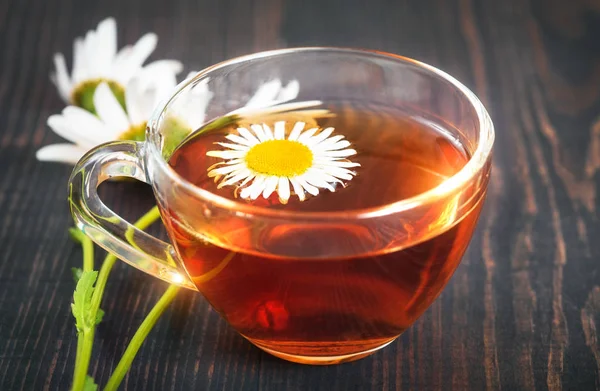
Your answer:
[0,0,599,389]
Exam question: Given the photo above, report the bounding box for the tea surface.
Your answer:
[169,103,468,211]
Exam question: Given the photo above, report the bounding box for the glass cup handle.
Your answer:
[68,140,197,290]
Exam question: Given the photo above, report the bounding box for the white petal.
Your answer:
[36,143,86,165]
[226,133,256,146]
[206,159,243,172]
[97,17,116,49]
[144,59,183,75]
[83,30,100,78]
[95,17,117,74]
[313,135,345,149]
[172,78,214,130]
[307,168,344,186]
[262,176,279,198]
[305,173,336,192]
[239,184,252,199]
[139,61,180,92]
[315,166,356,180]
[319,140,351,151]
[222,158,244,165]
[206,150,246,159]
[116,33,157,82]
[251,124,267,142]
[223,169,242,181]
[316,149,357,158]
[262,124,274,140]
[259,100,322,113]
[304,127,334,147]
[124,77,156,126]
[277,177,291,203]
[297,127,318,144]
[134,61,182,100]
[72,38,86,84]
[94,82,130,134]
[219,168,252,188]
[289,178,305,201]
[237,127,260,144]
[191,76,211,93]
[288,121,305,141]
[244,79,281,108]
[111,45,132,77]
[185,71,199,80]
[209,163,245,177]
[276,80,299,102]
[238,172,255,188]
[274,121,285,140]
[139,66,176,90]
[52,54,71,102]
[249,176,268,199]
[240,176,266,199]
[47,110,112,148]
[315,159,361,168]
[62,106,118,138]
[295,176,319,196]
[227,100,322,117]
[215,142,250,151]
[127,33,157,68]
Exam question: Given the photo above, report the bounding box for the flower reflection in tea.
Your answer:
[206,121,360,204]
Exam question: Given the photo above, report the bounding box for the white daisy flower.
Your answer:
[206,121,360,204]
[51,17,183,113]
[37,75,303,165]
[38,75,172,165]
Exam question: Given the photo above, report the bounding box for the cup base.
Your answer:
[247,336,398,365]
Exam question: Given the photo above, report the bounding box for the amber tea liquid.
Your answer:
[163,103,486,362]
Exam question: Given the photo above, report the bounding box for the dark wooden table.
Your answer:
[1,0,600,389]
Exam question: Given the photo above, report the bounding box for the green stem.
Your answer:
[72,330,95,390]
[72,206,161,391]
[130,205,162,231]
[103,285,180,391]
[71,233,95,390]
[82,237,94,272]
[73,334,84,386]
[90,206,161,323]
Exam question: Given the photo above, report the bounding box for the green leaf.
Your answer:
[160,114,239,160]
[71,267,83,283]
[161,117,193,160]
[71,271,98,335]
[72,269,105,324]
[83,375,98,391]
[95,308,105,325]
[68,227,86,244]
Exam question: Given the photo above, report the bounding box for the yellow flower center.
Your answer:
[71,79,126,114]
[245,140,313,177]
[119,122,147,142]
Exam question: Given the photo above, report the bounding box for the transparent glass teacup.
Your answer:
[69,48,493,365]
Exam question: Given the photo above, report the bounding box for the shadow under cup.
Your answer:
[69,48,493,365]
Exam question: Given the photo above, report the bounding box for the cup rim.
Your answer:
[146,47,494,220]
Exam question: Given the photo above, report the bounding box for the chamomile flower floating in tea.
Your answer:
[206,121,360,204]
[51,17,183,113]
